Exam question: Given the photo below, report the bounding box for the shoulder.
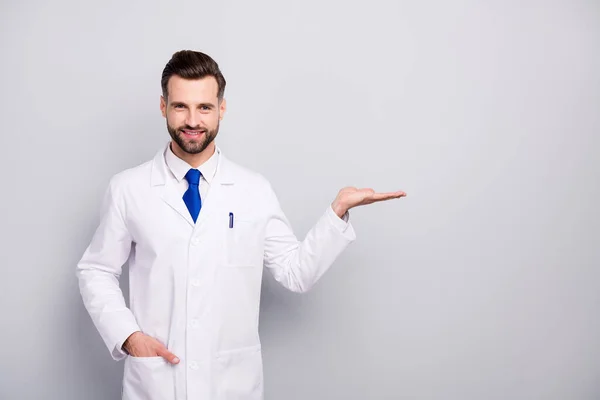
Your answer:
[106,158,154,197]
[220,156,273,192]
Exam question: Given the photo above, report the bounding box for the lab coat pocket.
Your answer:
[224,217,262,267]
[123,356,175,400]
[215,344,263,400]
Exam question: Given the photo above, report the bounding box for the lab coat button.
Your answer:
[191,237,200,245]
[189,361,199,370]
[190,319,200,328]
[191,278,201,287]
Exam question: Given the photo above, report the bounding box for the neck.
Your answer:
[171,140,216,168]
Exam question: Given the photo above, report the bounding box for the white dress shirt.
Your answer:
[164,143,219,201]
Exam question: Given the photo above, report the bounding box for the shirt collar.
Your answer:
[164,142,219,184]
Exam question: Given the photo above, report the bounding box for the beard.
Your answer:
[167,119,219,155]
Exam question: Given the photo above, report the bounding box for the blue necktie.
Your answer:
[183,169,202,223]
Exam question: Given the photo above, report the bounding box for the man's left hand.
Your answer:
[331,187,407,218]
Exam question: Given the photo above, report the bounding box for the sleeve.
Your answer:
[76,177,141,361]
[262,184,357,293]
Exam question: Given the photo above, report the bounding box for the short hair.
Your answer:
[161,50,226,101]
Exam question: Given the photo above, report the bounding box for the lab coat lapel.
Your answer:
[150,144,235,229]
[194,150,235,228]
[150,146,195,228]
[162,179,195,227]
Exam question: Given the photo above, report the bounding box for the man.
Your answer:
[77,50,406,400]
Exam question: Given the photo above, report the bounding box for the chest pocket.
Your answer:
[222,212,263,267]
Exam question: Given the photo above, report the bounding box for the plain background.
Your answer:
[1,0,599,399]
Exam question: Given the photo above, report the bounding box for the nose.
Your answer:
[185,110,199,128]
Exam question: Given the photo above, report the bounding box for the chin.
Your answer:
[184,143,207,154]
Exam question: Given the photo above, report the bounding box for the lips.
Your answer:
[181,129,205,137]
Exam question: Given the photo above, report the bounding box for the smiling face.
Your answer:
[160,74,226,164]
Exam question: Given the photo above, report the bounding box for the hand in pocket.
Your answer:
[122,331,180,364]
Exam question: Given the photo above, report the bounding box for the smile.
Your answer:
[181,130,205,137]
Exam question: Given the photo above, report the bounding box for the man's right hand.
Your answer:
[122,331,180,365]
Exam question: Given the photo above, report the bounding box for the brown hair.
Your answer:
[161,50,226,101]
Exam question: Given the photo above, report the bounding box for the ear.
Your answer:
[219,98,227,121]
[160,96,167,118]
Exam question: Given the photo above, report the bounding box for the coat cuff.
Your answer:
[106,313,141,361]
[326,205,355,237]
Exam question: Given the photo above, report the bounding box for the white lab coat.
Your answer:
[76,143,356,400]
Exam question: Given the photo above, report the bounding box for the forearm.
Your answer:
[77,262,140,361]
[265,205,356,293]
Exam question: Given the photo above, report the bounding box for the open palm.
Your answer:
[332,187,406,217]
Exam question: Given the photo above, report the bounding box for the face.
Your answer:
[160,75,226,155]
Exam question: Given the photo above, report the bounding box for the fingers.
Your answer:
[125,333,180,364]
[370,191,406,201]
[156,345,180,365]
[387,191,406,198]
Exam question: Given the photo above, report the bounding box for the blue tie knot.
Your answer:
[185,169,201,186]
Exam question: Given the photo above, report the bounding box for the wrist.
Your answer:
[122,331,142,353]
[331,200,348,219]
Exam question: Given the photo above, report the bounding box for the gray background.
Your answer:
[1,0,599,399]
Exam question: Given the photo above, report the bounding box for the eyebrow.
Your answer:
[171,102,216,109]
